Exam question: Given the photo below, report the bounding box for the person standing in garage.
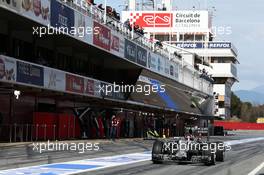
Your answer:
[110,115,119,141]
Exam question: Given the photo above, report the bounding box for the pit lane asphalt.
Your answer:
[85,140,264,175]
[0,131,264,175]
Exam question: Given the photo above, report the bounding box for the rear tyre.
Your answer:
[152,140,164,164]
[216,142,225,162]
[216,150,225,162]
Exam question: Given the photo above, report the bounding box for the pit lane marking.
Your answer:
[0,152,151,175]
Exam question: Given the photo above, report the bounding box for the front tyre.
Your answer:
[208,153,216,165]
[152,140,164,164]
[205,152,216,166]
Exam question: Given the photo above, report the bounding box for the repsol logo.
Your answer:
[176,43,197,48]
[208,43,231,48]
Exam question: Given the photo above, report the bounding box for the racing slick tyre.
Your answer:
[210,153,216,165]
[216,142,225,162]
[205,153,216,166]
[216,149,225,162]
[152,140,164,164]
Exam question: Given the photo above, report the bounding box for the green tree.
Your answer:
[240,102,253,122]
[231,92,242,118]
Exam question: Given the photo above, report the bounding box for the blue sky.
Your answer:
[95,0,264,91]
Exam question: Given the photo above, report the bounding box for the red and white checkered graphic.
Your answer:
[129,12,143,25]
[129,12,173,28]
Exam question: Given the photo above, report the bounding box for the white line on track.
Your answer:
[248,162,264,175]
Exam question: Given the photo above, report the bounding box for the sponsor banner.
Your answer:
[44,68,65,91]
[84,78,95,96]
[169,63,174,77]
[136,46,147,67]
[93,21,111,51]
[157,55,165,74]
[74,12,86,38]
[175,42,203,49]
[66,74,84,94]
[114,91,125,100]
[85,13,93,43]
[148,52,177,80]
[110,33,120,56]
[122,10,209,33]
[21,0,50,25]
[124,39,137,62]
[111,35,119,52]
[74,11,93,43]
[173,11,209,32]
[119,36,125,57]
[147,52,158,72]
[110,33,125,58]
[164,59,170,76]
[51,0,75,29]
[174,63,180,80]
[0,55,16,82]
[0,0,21,12]
[208,42,231,48]
[94,80,101,97]
[175,42,232,49]
[17,61,44,86]
[122,11,173,28]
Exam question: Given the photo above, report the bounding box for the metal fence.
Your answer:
[0,124,61,142]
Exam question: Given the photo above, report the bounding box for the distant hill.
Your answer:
[252,85,264,94]
[234,90,264,105]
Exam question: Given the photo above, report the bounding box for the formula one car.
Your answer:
[152,136,225,166]
[152,138,225,165]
